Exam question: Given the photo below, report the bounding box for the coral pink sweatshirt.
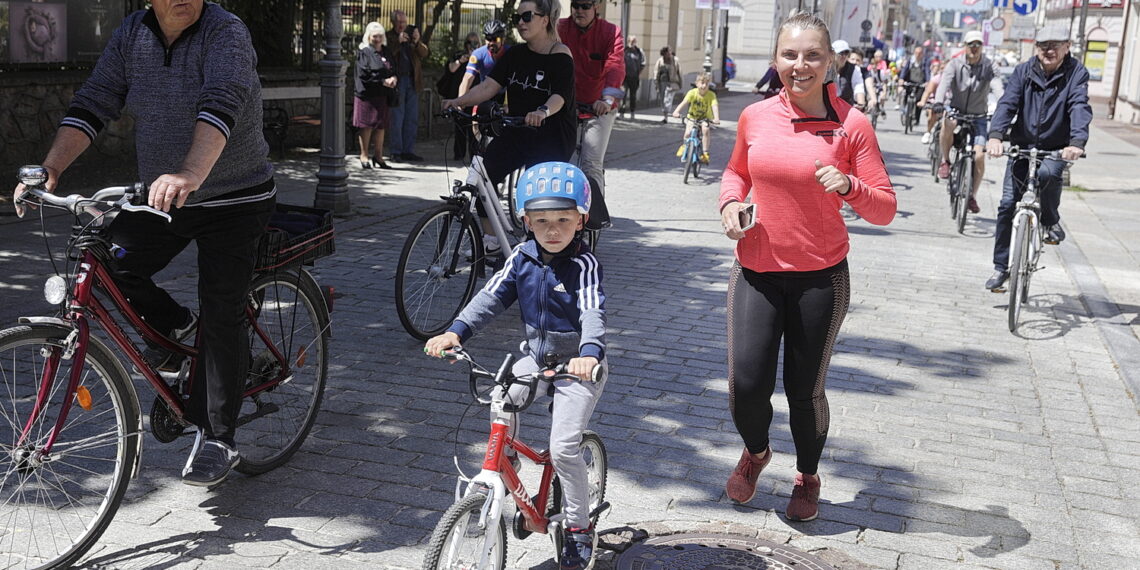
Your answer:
[719,83,897,272]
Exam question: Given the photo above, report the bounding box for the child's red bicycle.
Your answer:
[422,348,609,570]
[1,166,333,570]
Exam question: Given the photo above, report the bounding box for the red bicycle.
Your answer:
[1,166,333,570]
[422,348,609,569]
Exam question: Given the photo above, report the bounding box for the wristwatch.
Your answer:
[536,105,550,117]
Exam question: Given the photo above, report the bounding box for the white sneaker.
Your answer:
[483,235,501,256]
[921,132,932,144]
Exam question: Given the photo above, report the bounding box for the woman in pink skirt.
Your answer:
[354,22,397,169]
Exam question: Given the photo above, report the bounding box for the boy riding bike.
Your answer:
[672,73,721,164]
[424,162,607,570]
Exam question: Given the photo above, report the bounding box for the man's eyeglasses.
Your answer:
[966,41,982,48]
[570,2,595,10]
[485,34,503,42]
[1036,41,1065,51]
[512,11,545,25]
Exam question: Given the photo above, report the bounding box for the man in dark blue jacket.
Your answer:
[983,25,1091,292]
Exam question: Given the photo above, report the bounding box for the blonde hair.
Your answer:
[360,22,386,50]
[772,11,833,62]
[696,72,712,85]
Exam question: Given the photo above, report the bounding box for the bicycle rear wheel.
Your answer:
[237,269,329,474]
[0,325,141,570]
[423,493,507,570]
[1007,213,1033,332]
[395,203,483,340]
[581,431,608,516]
[504,166,526,233]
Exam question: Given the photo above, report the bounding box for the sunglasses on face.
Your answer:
[570,2,595,10]
[967,42,982,48]
[512,11,545,25]
[1036,41,1064,51]
[485,34,503,42]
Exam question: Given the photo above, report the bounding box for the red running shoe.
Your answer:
[726,446,771,503]
[786,473,821,521]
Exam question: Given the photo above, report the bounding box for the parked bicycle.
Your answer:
[943,108,989,234]
[1003,147,1075,332]
[422,347,608,570]
[2,166,333,570]
[395,105,606,341]
[678,117,713,184]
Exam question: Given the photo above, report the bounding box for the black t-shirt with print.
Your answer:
[489,43,576,158]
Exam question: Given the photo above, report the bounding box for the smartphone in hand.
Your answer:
[738,203,756,231]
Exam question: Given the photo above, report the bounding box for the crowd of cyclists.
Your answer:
[824,25,1090,292]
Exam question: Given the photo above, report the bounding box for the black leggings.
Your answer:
[727,260,850,475]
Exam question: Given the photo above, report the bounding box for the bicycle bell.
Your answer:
[18,165,49,187]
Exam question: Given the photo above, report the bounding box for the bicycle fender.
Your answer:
[18,316,70,326]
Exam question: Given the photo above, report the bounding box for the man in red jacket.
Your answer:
[558,0,624,227]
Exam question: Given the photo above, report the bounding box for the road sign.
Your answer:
[1012,0,1037,15]
[861,19,872,32]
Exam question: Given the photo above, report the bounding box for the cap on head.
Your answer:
[515,162,592,216]
[1035,24,1070,43]
[963,30,983,45]
[831,39,851,54]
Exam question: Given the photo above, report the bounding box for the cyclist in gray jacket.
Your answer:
[12,0,276,487]
[934,30,1001,214]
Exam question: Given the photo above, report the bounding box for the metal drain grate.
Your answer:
[615,532,836,570]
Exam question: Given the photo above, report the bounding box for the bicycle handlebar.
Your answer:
[438,106,529,129]
[442,347,586,413]
[1002,146,1074,162]
[944,108,989,121]
[15,166,172,222]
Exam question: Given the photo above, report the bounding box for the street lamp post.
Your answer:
[314,0,350,214]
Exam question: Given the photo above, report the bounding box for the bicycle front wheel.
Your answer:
[1007,212,1033,332]
[955,157,973,233]
[683,141,696,184]
[396,203,483,340]
[0,325,141,570]
[423,493,507,570]
[237,269,329,474]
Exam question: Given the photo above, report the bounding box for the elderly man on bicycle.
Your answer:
[11,0,276,487]
[558,0,624,227]
[935,30,1002,214]
[983,25,1091,291]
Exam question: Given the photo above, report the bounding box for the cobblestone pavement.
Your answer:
[1,85,1137,569]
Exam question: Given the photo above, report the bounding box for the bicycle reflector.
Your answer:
[75,386,93,410]
[44,275,67,305]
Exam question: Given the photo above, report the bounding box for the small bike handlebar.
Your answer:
[442,347,585,413]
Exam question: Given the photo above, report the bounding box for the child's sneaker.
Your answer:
[786,472,821,521]
[676,144,685,157]
[560,526,594,570]
[700,152,710,164]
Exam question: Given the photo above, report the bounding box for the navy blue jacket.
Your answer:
[448,239,606,362]
[987,54,1092,150]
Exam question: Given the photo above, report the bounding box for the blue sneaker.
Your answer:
[560,526,594,570]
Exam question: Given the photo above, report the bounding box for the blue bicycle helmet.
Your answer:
[515,162,592,216]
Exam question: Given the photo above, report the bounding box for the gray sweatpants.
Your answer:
[498,356,607,529]
[573,110,618,199]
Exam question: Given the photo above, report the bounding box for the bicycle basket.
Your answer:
[254,203,335,271]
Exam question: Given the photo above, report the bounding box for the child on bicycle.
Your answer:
[424,161,607,570]
[672,72,721,164]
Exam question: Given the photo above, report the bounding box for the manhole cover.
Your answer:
[615,533,836,570]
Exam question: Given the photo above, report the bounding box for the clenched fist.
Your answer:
[814,160,850,195]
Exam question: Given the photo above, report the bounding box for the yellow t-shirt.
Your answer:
[683,88,717,120]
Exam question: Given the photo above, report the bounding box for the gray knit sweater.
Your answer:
[62,3,273,205]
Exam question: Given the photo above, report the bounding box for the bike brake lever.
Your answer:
[121,203,173,222]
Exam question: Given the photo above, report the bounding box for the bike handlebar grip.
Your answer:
[129,182,148,206]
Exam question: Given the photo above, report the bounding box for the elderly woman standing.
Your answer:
[718,12,896,522]
[353,22,396,169]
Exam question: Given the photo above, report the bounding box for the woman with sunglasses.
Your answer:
[441,0,576,195]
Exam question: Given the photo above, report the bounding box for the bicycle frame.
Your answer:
[463,155,520,253]
[19,232,294,460]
